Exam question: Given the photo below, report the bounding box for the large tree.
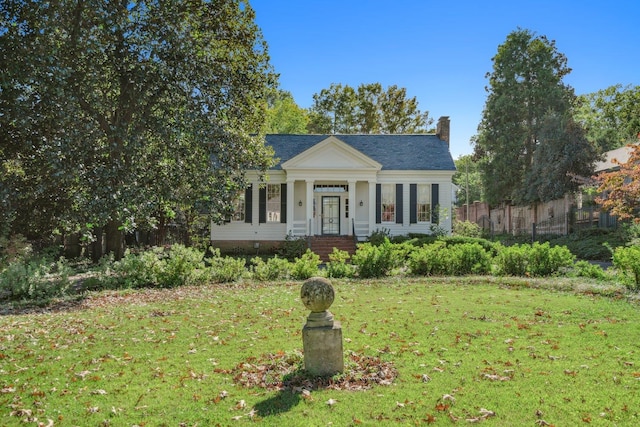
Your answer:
[575,84,640,153]
[0,0,276,258]
[307,83,432,134]
[264,90,309,134]
[473,28,598,207]
[453,155,483,207]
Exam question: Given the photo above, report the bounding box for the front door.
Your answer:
[321,196,340,235]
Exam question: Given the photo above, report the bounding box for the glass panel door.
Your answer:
[322,196,340,235]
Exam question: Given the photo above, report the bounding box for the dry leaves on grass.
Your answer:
[225,350,398,391]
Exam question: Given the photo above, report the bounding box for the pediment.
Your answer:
[281,136,382,171]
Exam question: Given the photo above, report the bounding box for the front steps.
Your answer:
[309,236,356,262]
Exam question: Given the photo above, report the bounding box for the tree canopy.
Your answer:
[0,0,276,258]
[264,90,309,134]
[307,83,433,134]
[575,84,640,153]
[473,28,598,207]
[453,155,483,207]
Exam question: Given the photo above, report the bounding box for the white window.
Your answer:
[232,193,245,222]
[381,184,395,222]
[417,184,431,222]
[267,184,280,222]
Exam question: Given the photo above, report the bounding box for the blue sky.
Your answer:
[249,0,639,159]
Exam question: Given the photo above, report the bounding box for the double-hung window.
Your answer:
[417,184,431,222]
[266,184,281,222]
[381,184,395,222]
[232,193,245,222]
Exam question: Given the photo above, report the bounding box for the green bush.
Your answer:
[447,243,493,275]
[251,256,291,281]
[408,241,449,276]
[279,233,308,261]
[290,249,321,280]
[157,244,204,287]
[570,260,607,280]
[527,242,575,277]
[0,257,71,302]
[325,248,355,278]
[111,248,163,288]
[453,220,483,238]
[493,243,529,276]
[352,238,398,278]
[206,255,246,283]
[612,245,640,291]
[368,228,391,246]
[407,242,491,276]
[494,242,575,277]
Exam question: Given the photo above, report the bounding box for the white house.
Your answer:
[210,116,456,251]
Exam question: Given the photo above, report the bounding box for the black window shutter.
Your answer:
[409,184,417,224]
[244,185,252,224]
[280,184,287,223]
[431,183,439,224]
[259,187,266,224]
[375,184,381,224]
[396,183,403,224]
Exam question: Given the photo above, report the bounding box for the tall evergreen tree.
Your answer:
[473,28,598,207]
[0,0,276,258]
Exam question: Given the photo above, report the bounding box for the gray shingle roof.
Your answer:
[265,134,456,171]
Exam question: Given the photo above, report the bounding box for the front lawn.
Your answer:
[1,277,639,426]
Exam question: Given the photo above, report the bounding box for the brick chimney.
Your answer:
[436,116,450,146]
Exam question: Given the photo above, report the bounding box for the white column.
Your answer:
[286,179,295,235]
[306,180,314,236]
[347,180,356,236]
[368,180,376,235]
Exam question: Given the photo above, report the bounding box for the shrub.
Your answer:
[290,249,321,280]
[352,238,398,278]
[157,245,206,287]
[325,248,355,278]
[280,233,308,261]
[528,242,574,277]
[570,260,607,280]
[206,255,246,283]
[408,241,449,276]
[612,245,640,291]
[0,234,33,269]
[251,256,291,281]
[447,243,493,275]
[494,242,575,277]
[368,228,391,246]
[111,248,163,288]
[493,244,529,276]
[453,220,483,238]
[0,257,71,302]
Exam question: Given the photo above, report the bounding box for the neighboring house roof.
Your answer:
[265,134,456,171]
[594,143,637,172]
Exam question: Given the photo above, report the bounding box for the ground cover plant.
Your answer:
[1,277,639,426]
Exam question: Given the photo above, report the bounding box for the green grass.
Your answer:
[1,277,639,426]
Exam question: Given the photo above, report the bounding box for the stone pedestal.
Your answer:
[300,277,344,376]
[302,321,344,376]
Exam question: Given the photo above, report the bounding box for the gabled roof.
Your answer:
[265,134,456,171]
[595,143,637,172]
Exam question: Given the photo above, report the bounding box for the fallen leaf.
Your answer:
[326,398,338,406]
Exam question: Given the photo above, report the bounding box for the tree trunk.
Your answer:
[91,227,104,262]
[105,219,125,260]
[63,233,82,259]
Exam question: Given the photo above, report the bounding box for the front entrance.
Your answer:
[321,196,340,235]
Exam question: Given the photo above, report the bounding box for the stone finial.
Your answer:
[301,277,335,328]
[301,277,334,312]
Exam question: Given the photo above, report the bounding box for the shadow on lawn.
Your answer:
[254,389,302,417]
